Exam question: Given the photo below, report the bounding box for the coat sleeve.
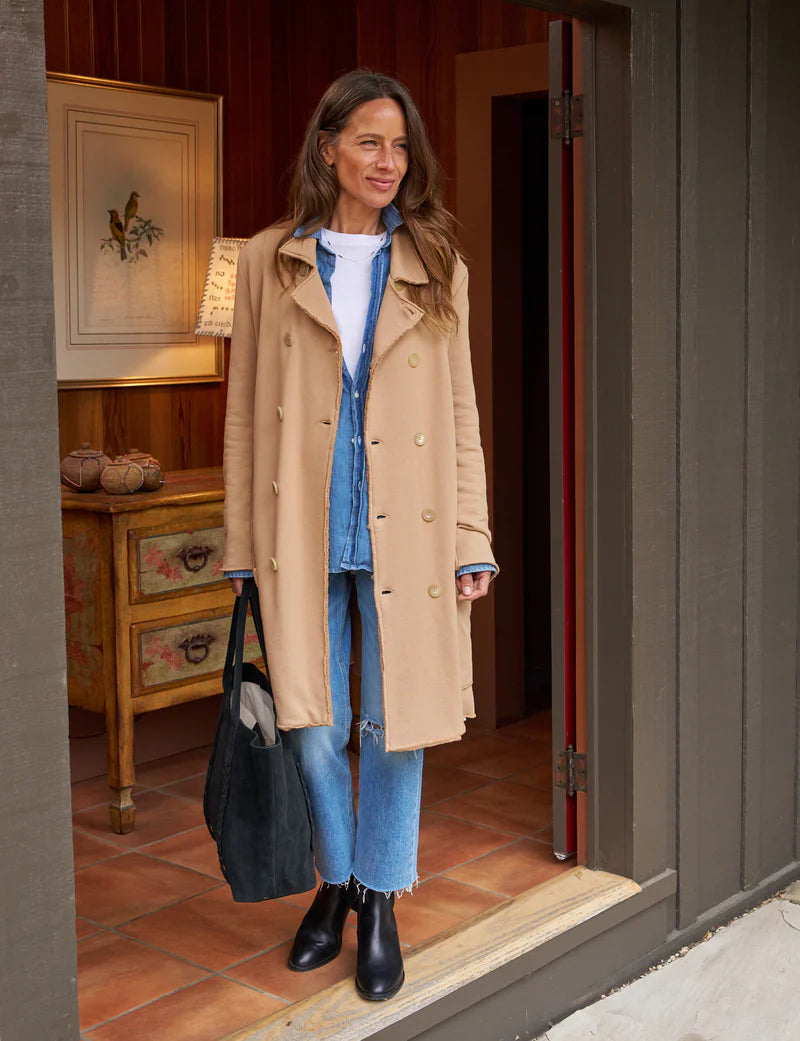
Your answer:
[448,265,500,580]
[222,244,258,572]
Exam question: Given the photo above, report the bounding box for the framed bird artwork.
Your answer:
[46,74,223,387]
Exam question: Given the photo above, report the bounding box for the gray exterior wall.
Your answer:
[676,0,800,926]
[0,2,79,1039]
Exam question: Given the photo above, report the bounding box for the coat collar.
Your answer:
[278,203,429,285]
[388,226,428,286]
[278,203,429,357]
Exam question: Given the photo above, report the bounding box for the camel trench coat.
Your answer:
[222,224,499,751]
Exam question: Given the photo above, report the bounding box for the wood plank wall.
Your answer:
[45,0,554,470]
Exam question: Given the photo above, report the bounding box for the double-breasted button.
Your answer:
[428,583,442,598]
[284,331,294,346]
[413,432,426,447]
[277,405,284,421]
[408,353,420,368]
[272,480,279,495]
[270,557,278,572]
[298,262,311,277]
[422,508,435,523]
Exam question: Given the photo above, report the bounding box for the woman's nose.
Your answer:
[375,146,395,170]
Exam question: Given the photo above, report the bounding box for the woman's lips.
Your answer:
[367,178,395,191]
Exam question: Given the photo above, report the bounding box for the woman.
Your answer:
[223,69,499,1001]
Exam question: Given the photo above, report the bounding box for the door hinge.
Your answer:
[555,744,587,795]
[550,91,584,142]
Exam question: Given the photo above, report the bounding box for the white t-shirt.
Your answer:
[321,228,387,380]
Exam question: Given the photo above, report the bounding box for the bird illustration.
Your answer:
[108,209,127,261]
[124,191,140,231]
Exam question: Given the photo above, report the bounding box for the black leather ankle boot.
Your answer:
[355,888,405,1000]
[288,878,358,972]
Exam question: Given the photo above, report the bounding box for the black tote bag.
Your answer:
[203,579,317,902]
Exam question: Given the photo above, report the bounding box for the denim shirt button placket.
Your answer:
[319,205,401,574]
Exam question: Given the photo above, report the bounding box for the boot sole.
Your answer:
[355,970,405,1001]
[287,942,342,973]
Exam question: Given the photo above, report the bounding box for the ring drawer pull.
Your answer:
[176,544,214,572]
[178,633,216,664]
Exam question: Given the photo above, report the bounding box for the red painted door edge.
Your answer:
[572,19,589,868]
[550,18,578,858]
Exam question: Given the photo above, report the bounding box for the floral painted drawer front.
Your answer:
[137,613,262,691]
[136,526,225,598]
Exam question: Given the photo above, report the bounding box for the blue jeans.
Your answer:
[292,570,424,894]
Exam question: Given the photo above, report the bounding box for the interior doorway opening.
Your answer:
[492,93,552,724]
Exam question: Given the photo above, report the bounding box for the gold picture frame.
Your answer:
[46,73,224,388]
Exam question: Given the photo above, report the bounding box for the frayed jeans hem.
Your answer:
[352,873,420,900]
[318,874,354,889]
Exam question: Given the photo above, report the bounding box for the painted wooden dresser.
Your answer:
[62,467,258,833]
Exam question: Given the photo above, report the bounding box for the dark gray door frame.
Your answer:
[514,0,679,886]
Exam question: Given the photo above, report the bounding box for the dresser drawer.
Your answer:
[132,607,263,695]
[129,522,226,602]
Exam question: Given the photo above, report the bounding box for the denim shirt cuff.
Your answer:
[455,563,497,577]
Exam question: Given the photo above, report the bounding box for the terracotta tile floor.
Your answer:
[73,710,574,1039]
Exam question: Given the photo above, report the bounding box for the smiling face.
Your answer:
[321,98,409,218]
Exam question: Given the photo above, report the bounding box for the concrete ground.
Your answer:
[534,881,800,1041]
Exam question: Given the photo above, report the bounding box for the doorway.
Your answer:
[23,1,644,1036]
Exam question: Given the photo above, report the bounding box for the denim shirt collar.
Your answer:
[294,202,403,247]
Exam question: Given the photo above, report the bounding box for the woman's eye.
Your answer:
[395,143,408,151]
[361,139,378,147]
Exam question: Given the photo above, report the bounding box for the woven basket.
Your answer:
[117,448,166,492]
[100,461,144,495]
[60,443,111,492]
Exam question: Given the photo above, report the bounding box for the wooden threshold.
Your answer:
[221,867,641,1041]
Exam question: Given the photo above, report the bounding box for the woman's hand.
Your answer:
[229,576,245,597]
[455,571,491,601]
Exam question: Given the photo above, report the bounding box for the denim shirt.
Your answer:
[226,202,495,580]
[318,207,398,571]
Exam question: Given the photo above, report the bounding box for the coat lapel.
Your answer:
[278,225,430,359]
[279,234,339,342]
[372,228,429,364]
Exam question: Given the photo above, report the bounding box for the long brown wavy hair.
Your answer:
[275,69,461,330]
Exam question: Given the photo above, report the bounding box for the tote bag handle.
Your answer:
[222,579,270,766]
